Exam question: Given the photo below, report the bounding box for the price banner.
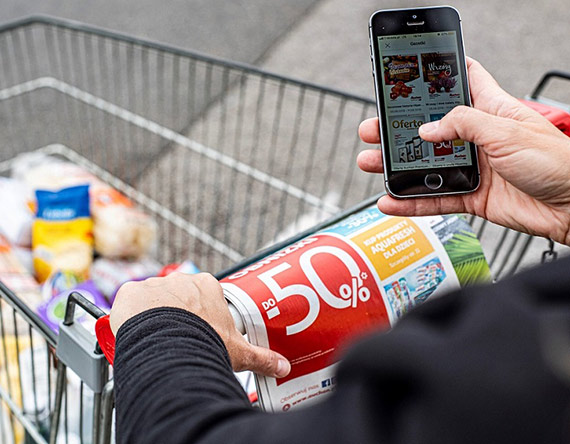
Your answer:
[224,233,390,385]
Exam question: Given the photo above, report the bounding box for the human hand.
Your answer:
[357,57,570,246]
[109,272,291,378]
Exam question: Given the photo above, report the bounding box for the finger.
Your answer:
[357,149,384,173]
[466,58,526,116]
[358,117,380,144]
[235,340,291,378]
[465,57,505,103]
[418,105,510,147]
[109,310,122,336]
[377,194,466,217]
[466,58,511,105]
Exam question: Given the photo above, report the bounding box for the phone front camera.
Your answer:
[412,14,418,19]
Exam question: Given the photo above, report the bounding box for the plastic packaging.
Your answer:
[36,280,110,333]
[32,185,93,283]
[158,260,200,277]
[0,233,42,333]
[0,178,33,247]
[13,153,156,259]
[91,257,161,302]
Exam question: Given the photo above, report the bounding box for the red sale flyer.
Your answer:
[222,206,489,412]
[224,233,389,386]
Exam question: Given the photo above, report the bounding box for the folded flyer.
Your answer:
[222,206,490,412]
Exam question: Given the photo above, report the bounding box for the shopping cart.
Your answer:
[0,15,568,444]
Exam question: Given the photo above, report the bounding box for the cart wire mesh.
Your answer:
[0,15,383,273]
[0,15,566,444]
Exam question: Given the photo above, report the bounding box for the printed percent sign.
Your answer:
[258,245,373,336]
[339,274,371,308]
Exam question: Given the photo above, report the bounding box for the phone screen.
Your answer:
[377,31,472,172]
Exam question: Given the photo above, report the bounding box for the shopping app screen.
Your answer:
[378,31,472,171]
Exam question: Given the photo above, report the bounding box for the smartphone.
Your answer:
[369,6,479,198]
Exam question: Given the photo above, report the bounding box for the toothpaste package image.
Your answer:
[383,257,446,319]
[32,185,93,283]
[222,206,489,412]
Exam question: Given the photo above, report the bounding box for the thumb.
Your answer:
[234,339,291,378]
[419,105,509,147]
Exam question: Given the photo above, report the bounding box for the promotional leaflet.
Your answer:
[389,115,429,166]
[378,31,472,170]
[221,206,490,412]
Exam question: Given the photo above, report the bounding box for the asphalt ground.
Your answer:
[0,0,568,273]
[0,0,320,64]
[257,0,570,271]
[261,0,570,102]
[6,0,567,102]
[150,0,570,272]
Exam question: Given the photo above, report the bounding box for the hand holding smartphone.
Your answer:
[369,6,480,198]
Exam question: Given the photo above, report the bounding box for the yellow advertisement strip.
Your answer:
[351,217,433,280]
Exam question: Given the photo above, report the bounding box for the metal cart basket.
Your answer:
[0,15,566,444]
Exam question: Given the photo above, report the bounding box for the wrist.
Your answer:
[116,306,229,357]
[536,131,570,246]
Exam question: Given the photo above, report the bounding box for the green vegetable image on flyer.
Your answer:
[430,214,491,286]
[444,229,491,285]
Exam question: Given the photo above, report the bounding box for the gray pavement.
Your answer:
[257,0,570,270]
[175,0,570,271]
[7,0,568,103]
[0,0,320,64]
[260,0,570,103]
[0,1,568,273]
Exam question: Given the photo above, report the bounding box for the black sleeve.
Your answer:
[114,257,570,444]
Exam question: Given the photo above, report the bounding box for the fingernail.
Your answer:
[420,120,440,133]
[276,359,290,378]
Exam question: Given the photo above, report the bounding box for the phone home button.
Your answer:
[424,173,443,190]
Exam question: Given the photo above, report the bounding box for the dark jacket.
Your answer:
[115,256,570,443]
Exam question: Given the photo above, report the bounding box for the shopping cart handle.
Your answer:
[95,315,116,366]
[95,302,244,366]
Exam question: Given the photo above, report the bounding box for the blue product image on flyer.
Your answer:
[323,205,386,237]
[383,257,446,319]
